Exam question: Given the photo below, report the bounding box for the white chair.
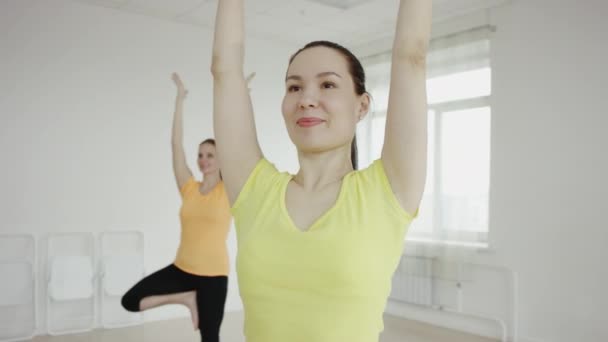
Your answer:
[46,233,96,335]
[99,230,144,328]
[0,234,36,342]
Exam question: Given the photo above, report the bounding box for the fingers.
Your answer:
[172,72,188,98]
[172,72,181,83]
[172,72,184,87]
[246,72,256,85]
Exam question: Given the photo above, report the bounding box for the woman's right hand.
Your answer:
[171,71,193,190]
[172,72,189,99]
[246,72,256,89]
[211,0,263,205]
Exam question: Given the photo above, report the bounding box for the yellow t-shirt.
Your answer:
[232,159,416,342]
[174,178,231,276]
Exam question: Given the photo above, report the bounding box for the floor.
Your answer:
[31,311,497,342]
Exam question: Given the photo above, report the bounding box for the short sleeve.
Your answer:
[231,158,281,215]
[179,177,198,199]
[363,160,418,221]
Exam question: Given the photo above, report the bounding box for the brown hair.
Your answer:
[289,41,367,170]
[199,138,221,179]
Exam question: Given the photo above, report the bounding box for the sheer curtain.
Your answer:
[358,26,494,260]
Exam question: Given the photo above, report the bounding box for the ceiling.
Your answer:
[72,0,509,46]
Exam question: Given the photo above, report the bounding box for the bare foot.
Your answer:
[138,291,199,330]
[182,291,199,330]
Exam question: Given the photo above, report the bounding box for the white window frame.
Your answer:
[360,26,494,247]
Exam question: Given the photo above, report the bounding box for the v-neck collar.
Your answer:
[279,171,355,233]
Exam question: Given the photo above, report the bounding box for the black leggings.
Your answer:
[121,264,228,342]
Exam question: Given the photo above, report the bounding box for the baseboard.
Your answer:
[385,300,505,340]
[518,336,545,342]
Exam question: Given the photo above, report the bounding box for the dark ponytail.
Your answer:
[351,135,358,170]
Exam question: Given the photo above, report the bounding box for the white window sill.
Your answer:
[402,238,496,259]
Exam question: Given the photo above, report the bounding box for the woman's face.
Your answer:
[197,143,218,175]
[282,46,368,154]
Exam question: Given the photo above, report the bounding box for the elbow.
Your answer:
[170,133,182,147]
[210,55,225,78]
[393,38,429,68]
[211,48,243,78]
[211,61,240,80]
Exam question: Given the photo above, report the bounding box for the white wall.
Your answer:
[491,1,607,341]
[383,1,608,342]
[0,0,298,332]
[2,0,607,341]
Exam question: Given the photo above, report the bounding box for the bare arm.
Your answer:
[211,0,262,204]
[171,72,193,191]
[381,0,432,214]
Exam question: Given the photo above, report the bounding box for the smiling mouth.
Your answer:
[297,117,325,127]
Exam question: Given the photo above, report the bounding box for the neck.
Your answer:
[201,171,221,187]
[294,146,353,191]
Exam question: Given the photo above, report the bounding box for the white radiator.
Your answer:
[390,256,434,306]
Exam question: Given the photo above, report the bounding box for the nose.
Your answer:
[297,88,319,110]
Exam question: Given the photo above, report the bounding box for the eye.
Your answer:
[287,85,301,92]
[322,81,336,89]
[198,153,203,158]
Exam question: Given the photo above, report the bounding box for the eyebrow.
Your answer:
[285,71,342,82]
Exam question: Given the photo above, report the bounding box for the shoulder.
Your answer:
[349,160,417,220]
[350,159,388,185]
[232,158,288,211]
[179,176,199,197]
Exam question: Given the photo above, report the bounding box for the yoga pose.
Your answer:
[121,73,234,342]
[211,0,431,341]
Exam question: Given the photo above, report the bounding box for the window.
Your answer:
[359,27,493,246]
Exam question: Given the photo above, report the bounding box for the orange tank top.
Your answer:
[174,177,231,276]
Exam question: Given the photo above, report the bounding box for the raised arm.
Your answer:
[211,0,263,204]
[171,72,193,191]
[381,0,432,215]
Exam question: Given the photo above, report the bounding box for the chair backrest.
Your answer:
[49,255,94,300]
[0,234,37,341]
[102,255,144,296]
[0,261,34,306]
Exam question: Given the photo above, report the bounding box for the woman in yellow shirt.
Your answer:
[210,1,431,341]
[121,73,232,342]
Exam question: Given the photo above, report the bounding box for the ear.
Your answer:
[357,92,371,122]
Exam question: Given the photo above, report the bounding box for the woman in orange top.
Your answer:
[121,73,238,342]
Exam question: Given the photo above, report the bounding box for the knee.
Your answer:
[200,330,219,342]
[121,291,140,312]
